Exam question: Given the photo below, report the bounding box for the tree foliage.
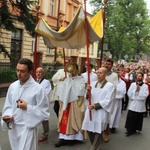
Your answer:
[0,0,37,58]
[89,0,150,61]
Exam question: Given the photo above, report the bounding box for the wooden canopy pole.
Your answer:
[100,0,107,67]
[84,0,92,121]
[33,1,40,78]
[63,48,67,77]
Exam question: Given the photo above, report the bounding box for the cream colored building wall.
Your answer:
[0,29,11,62]
[38,36,54,64]
[40,0,50,16]
[79,42,99,58]
[0,0,98,65]
[0,23,34,62]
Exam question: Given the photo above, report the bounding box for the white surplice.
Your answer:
[106,72,118,114]
[81,72,97,108]
[81,71,97,83]
[56,76,86,110]
[39,78,51,96]
[82,81,115,134]
[50,69,70,101]
[1,76,50,150]
[127,82,149,112]
[110,79,126,128]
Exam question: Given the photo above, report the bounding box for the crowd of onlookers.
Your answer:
[114,60,150,117]
[98,60,150,117]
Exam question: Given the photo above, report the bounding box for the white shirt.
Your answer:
[39,78,51,95]
[82,81,115,133]
[81,71,97,83]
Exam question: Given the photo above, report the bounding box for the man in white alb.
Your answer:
[103,59,118,142]
[36,67,51,142]
[1,58,50,150]
[82,67,115,150]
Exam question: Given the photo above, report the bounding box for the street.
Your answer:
[0,97,150,150]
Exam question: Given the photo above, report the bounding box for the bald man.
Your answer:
[82,67,115,150]
[36,67,51,142]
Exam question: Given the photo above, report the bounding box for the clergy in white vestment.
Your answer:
[109,73,126,133]
[1,58,50,150]
[103,59,118,142]
[82,67,115,150]
[125,72,149,136]
[55,63,86,148]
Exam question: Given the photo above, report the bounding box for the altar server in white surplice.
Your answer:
[109,71,126,133]
[125,72,149,136]
[103,59,118,142]
[82,67,115,150]
[36,67,51,142]
[1,58,50,150]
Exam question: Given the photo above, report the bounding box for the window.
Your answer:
[50,0,55,16]
[90,44,94,55]
[31,38,35,53]
[11,29,22,40]
[11,29,22,67]
[72,6,77,17]
[47,47,54,55]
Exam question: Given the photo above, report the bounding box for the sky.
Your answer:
[86,0,150,14]
[145,0,150,12]
[86,1,93,14]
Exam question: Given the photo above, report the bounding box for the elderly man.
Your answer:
[1,58,50,150]
[82,67,115,150]
[36,67,51,142]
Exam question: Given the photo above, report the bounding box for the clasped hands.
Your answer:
[136,85,140,92]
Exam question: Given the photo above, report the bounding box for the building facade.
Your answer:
[0,0,100,72]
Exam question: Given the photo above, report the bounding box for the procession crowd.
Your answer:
[1,58,150,150]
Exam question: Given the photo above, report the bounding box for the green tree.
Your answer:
[89,0,150,61]
[0,0,37,58]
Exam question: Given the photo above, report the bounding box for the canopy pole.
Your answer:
[63,48,67,77]
[84,0,92,121]
[33,1,40,78]
[100,0,107,67]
